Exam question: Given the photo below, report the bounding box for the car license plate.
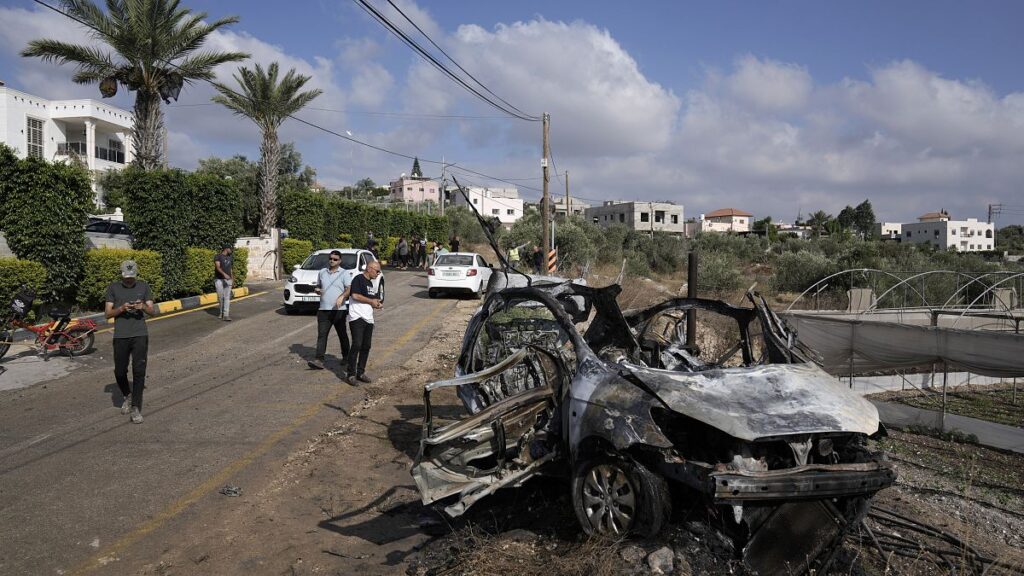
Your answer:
[443,271,460,278]
[297,295,319,302]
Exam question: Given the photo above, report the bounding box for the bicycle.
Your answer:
[0,287,97,361]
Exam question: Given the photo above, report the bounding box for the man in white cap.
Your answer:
[104,260,155,423]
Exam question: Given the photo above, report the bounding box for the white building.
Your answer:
[0,82,134,204]
[585,201,685,234]
[448,186,524,226]
[901,211,995,252]
[389,175,440,203]
[552,197,590,218]
[701,208,753,233]
[873,222,903,241]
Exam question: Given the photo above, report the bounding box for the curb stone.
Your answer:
[7,287,251,343]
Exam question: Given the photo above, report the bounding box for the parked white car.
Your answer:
[428,252,494,299]
[84,219,133,249]
[282,248,384,314]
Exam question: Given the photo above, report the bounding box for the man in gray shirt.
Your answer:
[308,250,351,372]
[104,260,155,424]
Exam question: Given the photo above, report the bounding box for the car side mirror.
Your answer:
[293,264,300,270]
[359,264,366,271]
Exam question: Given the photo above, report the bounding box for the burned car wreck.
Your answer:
[411,279,895,575]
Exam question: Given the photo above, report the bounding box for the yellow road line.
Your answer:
[93,291,268,335]
[69,298,449,575]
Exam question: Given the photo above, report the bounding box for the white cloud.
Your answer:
[725,55,813,112]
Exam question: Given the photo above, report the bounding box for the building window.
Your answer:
[506,209,514,215]
[906,231,911,238]
[406,187,412,191]
[640,212,650,223]
[472,198,478,204]
[618,213,625,223]
[952,229,957,235]
[986,229,993,238]
[739,218,746,224]
[655,210,665,223]
[671,215,679,224]
[26,117,44,159]
[491,209,499,215]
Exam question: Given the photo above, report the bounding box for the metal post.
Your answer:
[541,113,551,255]
[687,252,698,347]
[941,363,948,431]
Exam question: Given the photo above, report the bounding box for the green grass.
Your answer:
[898,387,1024,428]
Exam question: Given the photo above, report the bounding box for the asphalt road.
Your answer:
[0,271,457,575]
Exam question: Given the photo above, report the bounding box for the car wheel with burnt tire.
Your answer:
[571,454,671,539]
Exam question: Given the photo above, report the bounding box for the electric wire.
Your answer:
[353,0,539,121]
[30,0,549,199]
[382,0,537,121]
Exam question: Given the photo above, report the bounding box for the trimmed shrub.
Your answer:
[381,236,399,262]
[183,247,217,295]
[187,173,243,250]
[233,247,249,287]
[78,248,163,308]
[279,189,326,245]
[282,238,313,271]
[0,145,92,300]
[0,258,47,312]
[117,167,190,296]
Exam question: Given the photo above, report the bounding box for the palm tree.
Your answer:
[22,0,248,170]
[808,210,832,238]
[212,63,322,234]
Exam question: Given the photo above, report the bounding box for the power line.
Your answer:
[382,0,536,121]
[30,0,549,200]
[170,102,517,120]
[353,0,539,122]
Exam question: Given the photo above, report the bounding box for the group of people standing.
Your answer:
[507,243,547,275]
[395,235,430,270]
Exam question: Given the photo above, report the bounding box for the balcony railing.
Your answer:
[56,142,126,164]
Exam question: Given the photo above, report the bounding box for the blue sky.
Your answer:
[2,0,1023,225]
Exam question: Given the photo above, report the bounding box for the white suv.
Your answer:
[282,248,384,314]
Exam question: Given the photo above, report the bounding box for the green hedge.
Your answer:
[187,173,243,250]
[0,144,92,300]
[280,189,449,247]
[282,238,313,271]
[233,247,249,287]
[0,258,47,314]
[78,248,163,308]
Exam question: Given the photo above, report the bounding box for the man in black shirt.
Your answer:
[450,235,461,253]
[214,245,234,321]
[346,261,383,385]
[104,260,155,424]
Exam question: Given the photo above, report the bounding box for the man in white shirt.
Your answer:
[346,261,383,385]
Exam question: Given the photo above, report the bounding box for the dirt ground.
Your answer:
[135,290,1024,576]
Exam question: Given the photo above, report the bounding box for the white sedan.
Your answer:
[428,253,494,299]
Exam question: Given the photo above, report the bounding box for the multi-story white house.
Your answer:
[585,201,685,234]
[700,208,753,233]
[901,211,995,252]
[448,186,524,226]
[0,82,134,204]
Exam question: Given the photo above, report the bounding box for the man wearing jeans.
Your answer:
[346,261,383,385]
[214,245,234,321]
[308,250,351,372]
[104,260,155,424]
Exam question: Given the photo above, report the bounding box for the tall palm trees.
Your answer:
[212,63,322,234]
[22,0,248,170]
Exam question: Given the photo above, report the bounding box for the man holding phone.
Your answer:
[104,260,156,424]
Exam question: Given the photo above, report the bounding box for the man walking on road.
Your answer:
[308,250,351,372]
[104,260,155,424]
[214,244,234,321]
[346,261,383,385]
[397,236,409,270]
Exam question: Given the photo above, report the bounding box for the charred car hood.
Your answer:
[624,363,880,441]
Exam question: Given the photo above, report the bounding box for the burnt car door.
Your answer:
[411,293,577,516]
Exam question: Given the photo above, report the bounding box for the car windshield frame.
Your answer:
[435,255,475,267]
[300,253,359,271]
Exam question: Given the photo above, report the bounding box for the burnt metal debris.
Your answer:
[411,276,897,575]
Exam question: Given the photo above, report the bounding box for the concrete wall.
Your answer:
[236,232,279,281]
[585,201,685,233]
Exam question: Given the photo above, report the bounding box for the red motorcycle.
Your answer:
[0,287,97,361]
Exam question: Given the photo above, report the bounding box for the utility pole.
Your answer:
[564,170,570,220]
[440,156,446,218]
[542,112,551,254]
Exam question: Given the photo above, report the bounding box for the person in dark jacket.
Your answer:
[532,245,544,274]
